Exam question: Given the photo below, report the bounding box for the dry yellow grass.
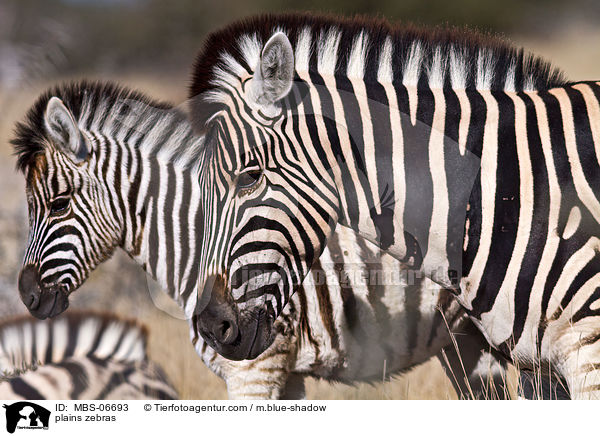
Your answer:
[0,26,597,399]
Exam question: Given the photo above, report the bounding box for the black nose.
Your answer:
[18,265,41,311]
[194,274,277,361]
[17,265,69,319]
[195,275,239,346]
[198,306,239,345]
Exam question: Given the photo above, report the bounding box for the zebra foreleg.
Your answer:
[549,321,600,399]
[225,368,291,399]
[517,371,570,400]
[279,373,307,400]
[437,322,510,399]
[221,334,298,399]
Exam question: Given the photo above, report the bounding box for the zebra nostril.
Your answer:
[219,321,230,337]
[31,294,40,310]
[216,319,238,345]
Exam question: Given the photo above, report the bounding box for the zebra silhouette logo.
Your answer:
[2,402,50,433]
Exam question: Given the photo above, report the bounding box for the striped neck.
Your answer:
[86,101,204,317]
[292,76,486,289]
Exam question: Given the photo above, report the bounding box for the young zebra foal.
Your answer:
[0,311,178,400]
[11,81,509,399]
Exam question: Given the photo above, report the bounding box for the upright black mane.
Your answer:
[189,13,567,126]
[12,80,174,173]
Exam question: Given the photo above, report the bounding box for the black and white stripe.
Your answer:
[12,81,509,399]
[187,14,600,398]
[0,311,177,400]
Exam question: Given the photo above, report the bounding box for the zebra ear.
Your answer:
[248,32,294,108]
[44,97,90,163]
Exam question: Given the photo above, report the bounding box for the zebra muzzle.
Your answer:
[194,274,275,360]
[18,265,69,319]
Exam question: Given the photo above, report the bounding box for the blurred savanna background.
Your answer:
[1,0,600,399]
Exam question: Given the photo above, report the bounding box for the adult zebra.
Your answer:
[0,311,178,400]
[186,14,600,398]
[11,81,511,398]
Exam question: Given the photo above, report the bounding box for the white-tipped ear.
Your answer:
[248,32,294,108]
[44,97,89,163]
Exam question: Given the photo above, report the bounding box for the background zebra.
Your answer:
[0,311,178,400]
[10,80,511,398]
[186,14,599,397]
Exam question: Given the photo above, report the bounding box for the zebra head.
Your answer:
[192,32,340,360]
[13,91,125,319]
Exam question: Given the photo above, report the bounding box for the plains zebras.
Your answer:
[0,311,177,399]
[186,14,600,398]
[11,81,508,399]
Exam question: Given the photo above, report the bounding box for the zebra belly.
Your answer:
[284,225,464,382]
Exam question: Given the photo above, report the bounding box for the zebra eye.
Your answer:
[49,197,70,215]
[237,169,263,190]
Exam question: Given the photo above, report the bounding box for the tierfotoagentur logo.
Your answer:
[3,402,50,433]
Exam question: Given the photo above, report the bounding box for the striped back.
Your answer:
[0,312,177,400]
